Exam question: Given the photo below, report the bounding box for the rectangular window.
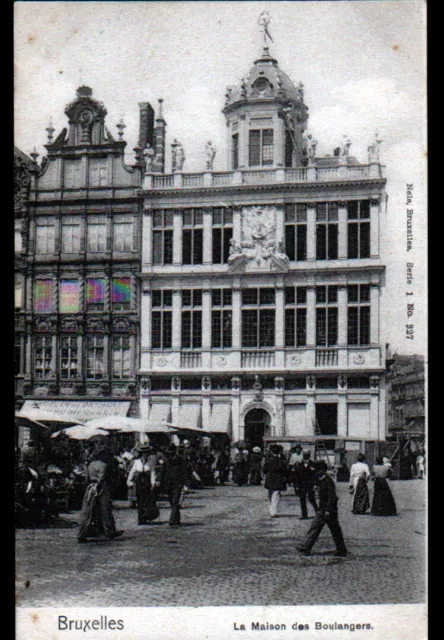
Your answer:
[35,218,55,254]
[347,284,371,346]
[285,130,293,168]
[151,290,173,349]
[86,278,105,310]
[211,288,232,348]
[87,216,107,252]
[182,209,203,265]
[61,217,81,254]
[111,277,131,310]
[285,204,307,261]
[60,336,78,379]
[60,280,80,313]
[34,335,52,378]
[284,286,307,347]
[316,285,338,346]
[232,134,239,170]
[86,336,104,379]
[34,280,53,313]
[348,201,371,258]
[212,208,233,264]
[152,210,174,265]
[316,203,338,260]
[182,289,202,349]
[112,336,130,379]
[89,158,108,187]
[113,217,133,252]
[241,288,275,348]
[248,129,274,167]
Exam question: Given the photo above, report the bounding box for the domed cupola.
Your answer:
[223,38,309,170]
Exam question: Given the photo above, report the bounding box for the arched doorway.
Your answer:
[244,408,271,450]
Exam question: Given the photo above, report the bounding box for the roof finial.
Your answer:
[258,11,273,50]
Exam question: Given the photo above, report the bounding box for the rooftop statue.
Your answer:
[339,135,351,158]
[368,130,382,163]
[303,132,317,165]
[205,141,217,171]
[172,139,185,172]
[143,143,155,172]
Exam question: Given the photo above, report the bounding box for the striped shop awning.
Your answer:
[19,400,131,423]
[209,404,232,434]
[149,403,171,423]
[178,404,202,428]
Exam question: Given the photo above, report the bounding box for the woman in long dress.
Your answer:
[371,456,397,516]
[232,447,249,486]
[349,453,370,514]
[127,444,159,525]
[78,446,123,543]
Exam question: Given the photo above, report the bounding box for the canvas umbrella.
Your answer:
[51,425,110,440]
[85,416,171,434]
[16,407,83,428]
[166,423,212,436]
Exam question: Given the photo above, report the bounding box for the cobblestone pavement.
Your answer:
[16,480,426,607]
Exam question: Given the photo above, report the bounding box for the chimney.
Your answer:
[138,102,155,150]
[152,99,166,173]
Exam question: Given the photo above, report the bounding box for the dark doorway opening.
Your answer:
[315,403,338,436]
[244,408,271,450]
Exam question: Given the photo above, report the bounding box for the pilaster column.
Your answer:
[338,285,348,347]
[306,286,316,347]
[203,208,212,265]
[337,394,347,438]
[306,394,315,436]
[202,396,211,430]
[172,290,182,349]
[231,377,241,442]
[76,335,83,375]
[275,284,285,348]
[202,289,212,349]
[306,204,316,261]
[338,201,348,259]
[81,155,88,188]
[129,334,136,377]
[142,209,153,265]
[370,284,380,345]
[232,205,242,243]
[238,114,247,169]
[232,285,241,349]
[141,287,152,350]
[275,205,285,244]
[370,198,380,258]
[173,210,182,265]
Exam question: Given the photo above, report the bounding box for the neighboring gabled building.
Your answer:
[387,354,425,436]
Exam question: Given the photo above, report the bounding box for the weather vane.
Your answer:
[258,11,273,45]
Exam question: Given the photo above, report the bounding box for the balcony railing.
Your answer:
[315,349,338,366]
[241,350,275,368]
[181,352,202,368]
[145,164,382,190]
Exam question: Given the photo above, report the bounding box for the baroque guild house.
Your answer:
[138,42,387,456]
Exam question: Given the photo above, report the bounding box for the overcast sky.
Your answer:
[14,1,427,357]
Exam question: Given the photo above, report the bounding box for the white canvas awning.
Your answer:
[19,400,131,423]
[209,404,232,434]
[149,403,171,423]
[178,404,202,428]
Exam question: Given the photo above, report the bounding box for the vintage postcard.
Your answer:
[14,1,427,639]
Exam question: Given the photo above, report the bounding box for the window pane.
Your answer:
[259,309,275,346]
[60,280,80,313]
[212,310,221,347]
[296,204,308,222]
[316,224,327,260]
[34,280,53,312]
[360,201,370,219]
[212,289,222,306]
[152,312,162,348]
[232,134,239,169]
[285,204,295,222]
[111,278,131,303]
[296,309,307,346]
[223,227,232,263]
[347,285,359,303]
[222,310,232,348]
[316,203,327,221]
[153,231,163,264]
[213,209,222,225]
[212,228,222,264]
[164,211,174,227]
[249,130,261,166]
[260,288,275,305]
[153,211,163,227]
[183,211,193,226]
[182,230,192,264]
[360,306,370,345]
[348,307,359,345]
[360,285,370,302]
[316,286,326,304]
[182,290,192,306]
[152,291,162,307]
[242,310,258,347]
[348,201,359,220]
[296,225,307,261]
[192,311,202,348]
[193,289,202,306]
[164,230,173,264]
[285,225,295,261]
[285,309,295,346]
[242,289,258,305]
[360,222,370,258]
[194,209,203,226]
[163,290,173,307]
[327,308,338,345]
[328,203,338,221]
[328,286,338,303]
[163,311,172,348]
[285,287,295,305]
[193,229,203,264]
[327,224,338,259]
[316,308,326,345]
[182,311,191,347]
[348,224,358,259]
[223,289,232,306]
[297,287,307,304]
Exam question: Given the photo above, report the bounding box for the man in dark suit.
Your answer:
[163,443,188,527]
[297,451,318,520]
[296,461,347,557]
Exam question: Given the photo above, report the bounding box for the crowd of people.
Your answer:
[16,435,411,555]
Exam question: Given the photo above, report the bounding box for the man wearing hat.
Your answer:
[263,444,288,517]
[127,444,160,525]
[296,461,347,557]
[287,445,304,495]
[163,443,188,526]
[297,450,318,520]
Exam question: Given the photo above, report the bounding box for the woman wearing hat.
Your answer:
[77,445,123,543]
[248,447,263,485]
[349,453,370,514]
[127,444,160,525]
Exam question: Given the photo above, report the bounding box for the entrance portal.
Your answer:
[244,408,271,449]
